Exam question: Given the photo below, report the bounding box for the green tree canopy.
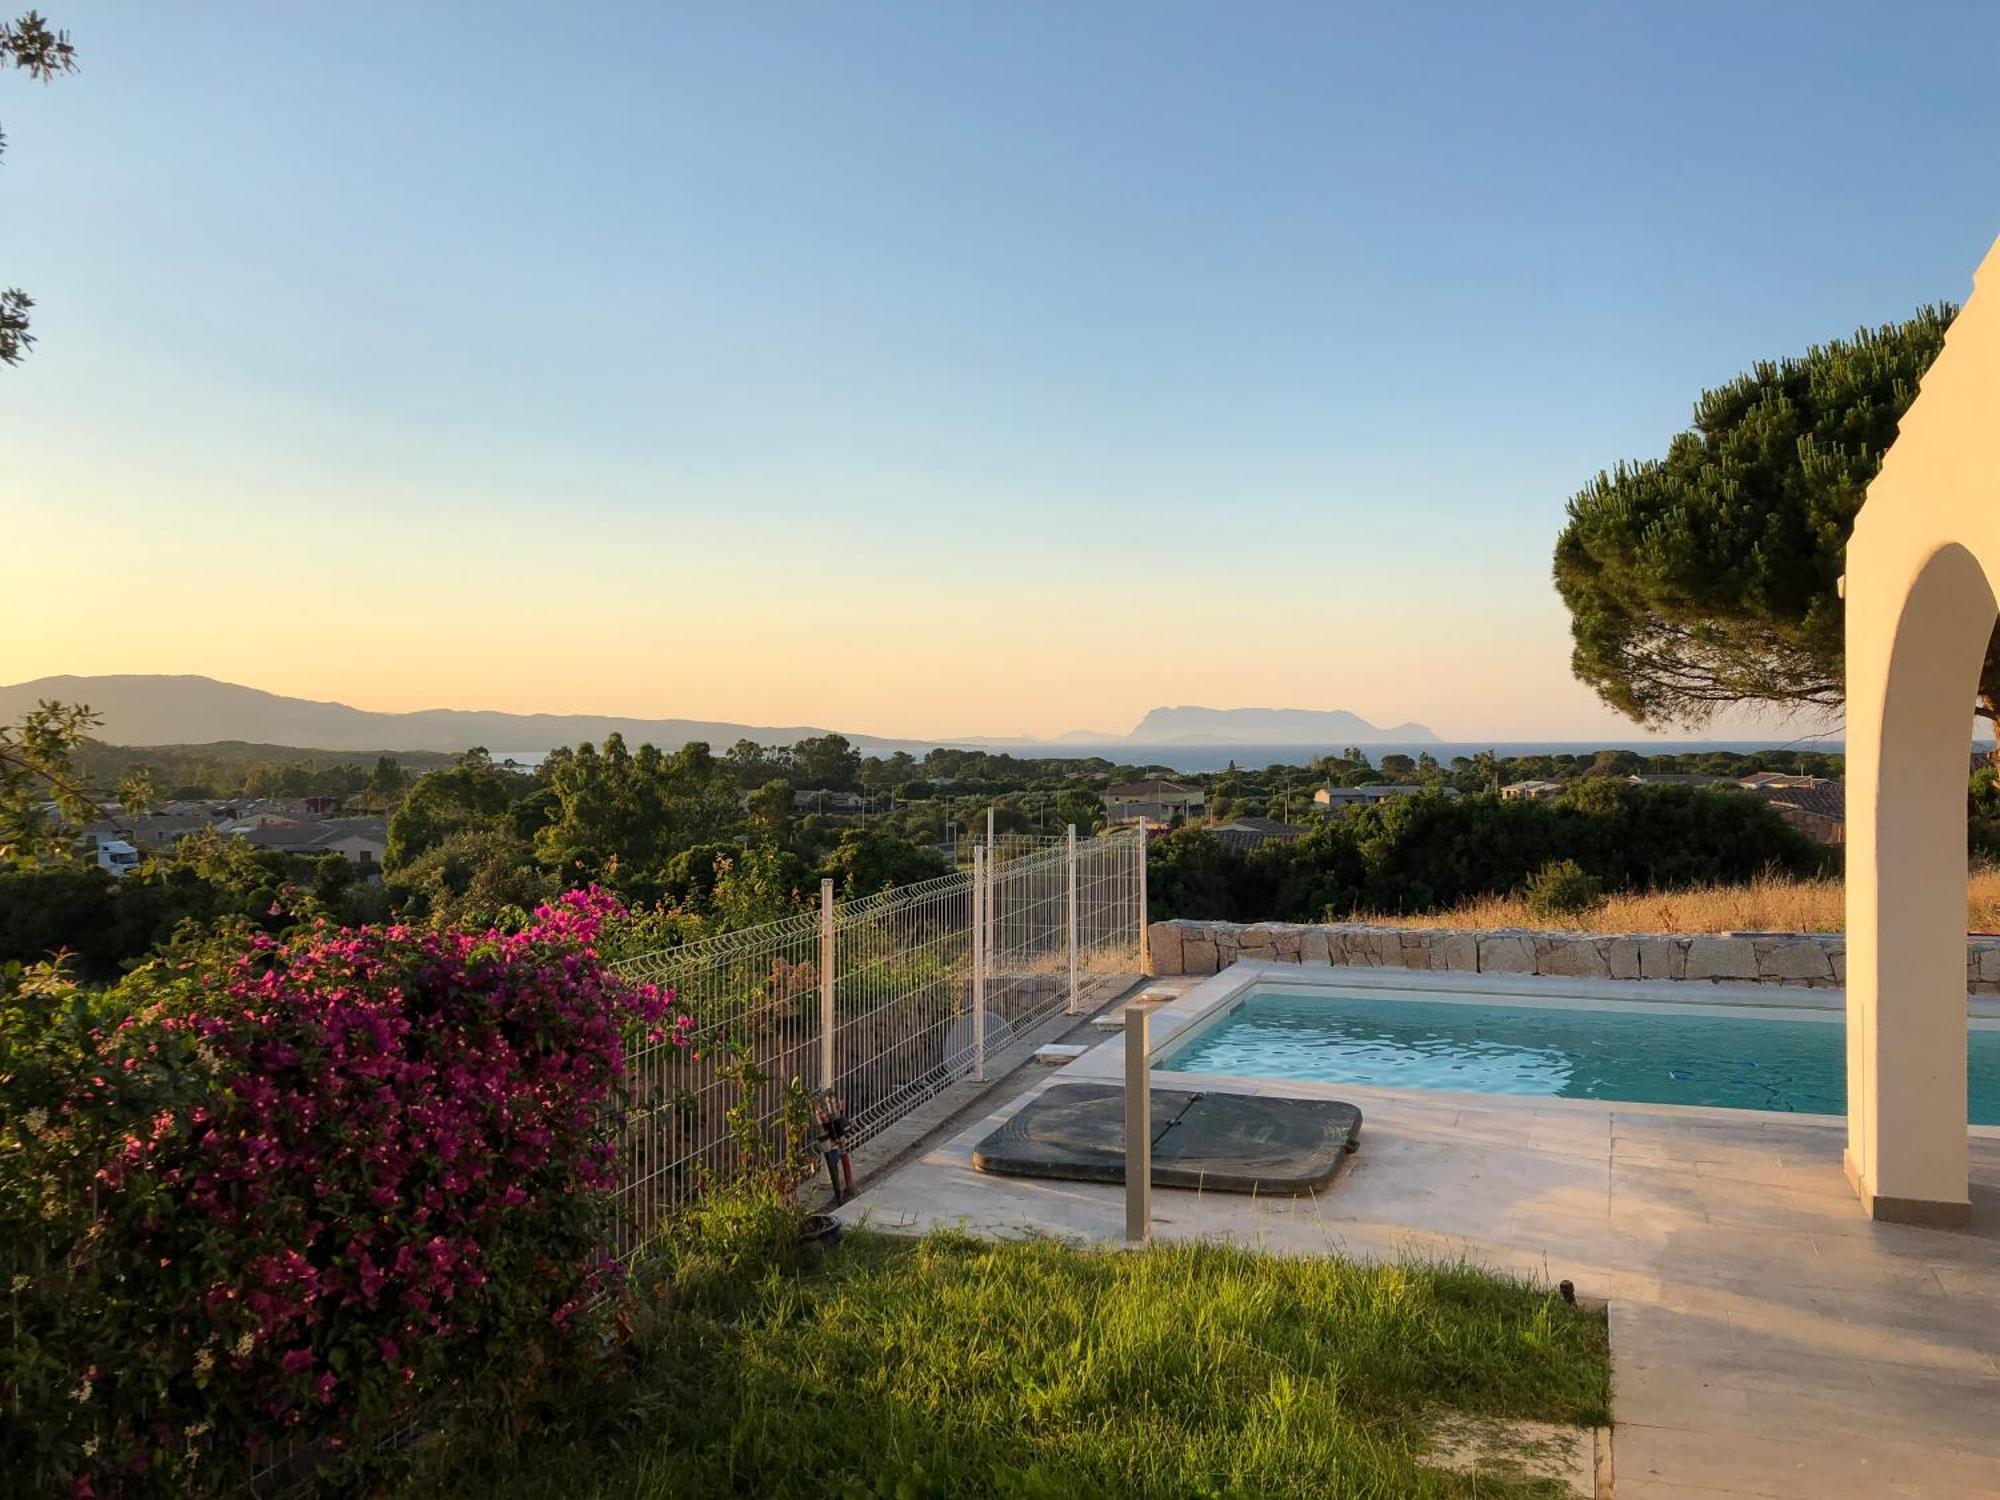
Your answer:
[383,825,555,929]
[1553,305,1974,726]
[365,755,409,808]
[531,735,738,888]
[0,700,97,865]
[2,11,77,365]
[744,776,794,834]
[385,756,531,869]
[788,733,863,792]
[823,827,948,896]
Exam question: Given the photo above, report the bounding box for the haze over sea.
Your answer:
[973,740,1847,774]
[489,739,1846,776]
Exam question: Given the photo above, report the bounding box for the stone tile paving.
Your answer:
[836,1064,2000,1498]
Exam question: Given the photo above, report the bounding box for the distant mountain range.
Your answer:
[0,675,923,756]
[1119,705,1437,745]
[0,675,1437,755]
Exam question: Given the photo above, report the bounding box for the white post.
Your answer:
[1125,1004,1151,1243]
[1137,823,1150,975]
[983,806,996,979]
[1065,823,1080,1014]
[819,878,835,1092]
[972,845,987,1082]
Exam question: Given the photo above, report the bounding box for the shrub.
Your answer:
[823,828,948,898]
[1523,858,1606,921]
[382,824,558,929]
[1147,828,1257,921]
[1149,785,1832,922]
[1,890,681,1495]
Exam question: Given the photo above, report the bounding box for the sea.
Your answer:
[968,739,1846,774]
[489,739,1846,776]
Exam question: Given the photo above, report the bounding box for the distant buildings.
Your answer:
[50,796,395,872]
[1208,816,1306,854]
[1499,769,1846,845]
[1314,782,1454,808]
[128,812,218,847]
[1735,774,1845,845]
[1102,779,1207,825]
[793,789,868,815]
[1734,772,1822,791]
[230,817,389,867]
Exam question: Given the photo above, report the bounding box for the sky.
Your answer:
[4,3,1998,743]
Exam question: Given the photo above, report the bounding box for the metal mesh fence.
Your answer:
[606,824,1145,1260]
[938,831,1063,868]
[250,827,1143,1490]
[611,908,824,1263]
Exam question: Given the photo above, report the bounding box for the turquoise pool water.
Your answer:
[1156,986,2000,1122]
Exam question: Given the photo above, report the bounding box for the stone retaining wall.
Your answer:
[1147,919,2000,994]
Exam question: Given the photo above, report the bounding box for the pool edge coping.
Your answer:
[1057,961,2000,1137]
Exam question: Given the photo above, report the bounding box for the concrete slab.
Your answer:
[1426,1414,1596,1497]
[838,1058,2000,1498]
[1031,1043,1090,1065]
[969,1081,1362,1192]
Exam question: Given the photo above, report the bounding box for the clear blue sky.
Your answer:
[6,2,1998,739]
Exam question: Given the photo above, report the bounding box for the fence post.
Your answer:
[983,808,995,980]
[1125,1003,1151,1243]
[1137,824,1150,975]
[819,878,835,1092]
[1066,823,1080,1013]
[972,844,987,1082]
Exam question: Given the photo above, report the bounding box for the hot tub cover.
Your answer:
[971,1082,1361,1194]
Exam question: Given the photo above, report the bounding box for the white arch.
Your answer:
[1844,232,2000,1224]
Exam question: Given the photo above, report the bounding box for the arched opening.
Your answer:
[1846,542,1997,1224]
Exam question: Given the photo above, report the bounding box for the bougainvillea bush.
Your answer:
[1,890,679,1495]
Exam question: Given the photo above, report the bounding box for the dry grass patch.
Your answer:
[1357,867,2000,935]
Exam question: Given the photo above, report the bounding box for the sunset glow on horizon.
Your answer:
[6,3,1996,743]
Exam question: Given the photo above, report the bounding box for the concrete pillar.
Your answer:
[1845,546,1988,1225]
[1840,231,2000,1225]
[1125,1005,1150,1243]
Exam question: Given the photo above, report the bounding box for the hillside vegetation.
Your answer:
[1147,781,1833,925]
[1356,867,2000,935]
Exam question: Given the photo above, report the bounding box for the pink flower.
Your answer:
[53,886,686,1465]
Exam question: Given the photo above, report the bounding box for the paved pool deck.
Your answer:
[834,971,2000,1499]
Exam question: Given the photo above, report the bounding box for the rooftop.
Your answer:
[1104,779,1203,799]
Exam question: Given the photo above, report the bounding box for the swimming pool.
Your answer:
[1155,983,2000,1122]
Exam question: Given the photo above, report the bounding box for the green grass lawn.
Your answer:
[411,1206,1608,1499]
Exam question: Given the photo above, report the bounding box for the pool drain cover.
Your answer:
[971,1083,1361,1194]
